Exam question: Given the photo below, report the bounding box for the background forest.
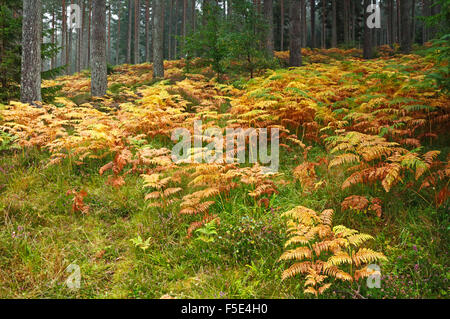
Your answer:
[0,0,448,299]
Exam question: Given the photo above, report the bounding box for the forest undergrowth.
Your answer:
[0,48,448,298]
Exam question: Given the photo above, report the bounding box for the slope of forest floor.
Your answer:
[0,48,448,298]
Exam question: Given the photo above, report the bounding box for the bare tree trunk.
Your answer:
[61,0,67,69]
[134,0,140,64]
[411,0,416,44]
[289,0,302,67]
[108,1,112,64]
[301,0,306,48]
[363,0,373,59]
[263,0,274,57]
[91,0,107,96]
[280,0,284,50]
[397,0,401,43]
[310,0,315,48]
[169,0,173,59]
[116,3,121,64]
[87,0,91,66]
[51,8,55,69]
[192,0,197,33]
[422,0,430,44]
[153,0,164,78]
[21,0,42,103]
[183,0,187,39]
[343,0,349,44]
[145,0,150,62]
[387,0,394,46]
[321,0,326,48]
[400,0,412,53]
[331,0,337,47]
[127,0,132,63]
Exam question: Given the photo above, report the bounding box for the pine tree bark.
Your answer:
[169,0,174,59]
[21,0,42,103]
[108,2,112,64]
[280,0,284,51]
[343,0,349,44]
[321,0,326,48]
[134,0,140,64]
[153,0,164,78]
[331,0,337,47]
[87,0,91,67]
[310,0,315,48]
[117,3,121,64]
[127,0,132,63]
[400,0,412,53]
[289,0,302,67]
[61,0,67,69]
[145,0,150,62]
[363,0,373,59]
[387,0,394,46]
[301,0,306,48]
[91,0,107,96]
[263,0,274,57]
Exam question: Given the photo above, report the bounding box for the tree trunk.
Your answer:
[400,0,412,53]
[343,0,349,44]
[397,0,401,43]
[411,0,415,44]
[117,3,121,64]
[153,0,164,78]
[51,8,55,69]
[145,0,150,62]
[387,0,394,46]
[310,0,315,48]
[289,0,302,67]
[108,2,112,64]
[61,0,66,69]
[301,0,306,48]
[169,0,174,59]
[87,0,91,67]
[127,0,132,63]
[363,0,373,59]
[321,0,326,48]
[134,0,140,64]
[280,0,284,51]
[263,0,274,57]
[91,0,107,96]
[21,0,42,103]
[331,0,337,47]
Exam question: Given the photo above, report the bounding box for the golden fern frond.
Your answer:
[281,262,313,280]
[354,265,380,281]
[346,233,374,247]
[163,187,182,197]
[327,251,353,266]
[333,225,359,238]
[145,191,161,200]
[284,236,310,247]
[352,248,387,267]
[282,206,320,226]
[304,286,318,297]
[319,209,334,226]
[381,163,402,192]
[329,153,361,168]
[279,246,312,261]
[318,283,332,294]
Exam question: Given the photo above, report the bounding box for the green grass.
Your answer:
[0,141,448,299]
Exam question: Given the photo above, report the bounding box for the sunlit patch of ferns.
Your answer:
[279,206,386,297]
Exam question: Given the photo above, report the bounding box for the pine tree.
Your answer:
[20,0,42,103]
[153,0,164,78]
[91,0,107,96]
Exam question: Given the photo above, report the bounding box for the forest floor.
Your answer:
[0,48,448,298]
